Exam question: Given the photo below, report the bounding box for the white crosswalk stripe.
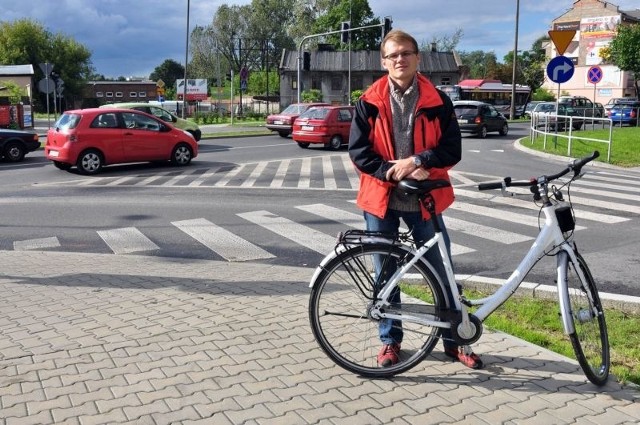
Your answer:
[237,210,338,254]
[172,218,275,261]
[13,236,61,251]
[97,227,160,254]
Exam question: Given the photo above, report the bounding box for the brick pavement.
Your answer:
[1,250,639,425]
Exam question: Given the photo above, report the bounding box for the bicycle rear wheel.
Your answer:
[563,251,610,386]
[309,243,446,377]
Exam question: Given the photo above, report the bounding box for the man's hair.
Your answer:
[380,30,419,57]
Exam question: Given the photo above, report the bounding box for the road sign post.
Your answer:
[587,65,603,127]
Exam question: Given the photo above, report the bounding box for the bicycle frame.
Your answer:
[372,198,586,337]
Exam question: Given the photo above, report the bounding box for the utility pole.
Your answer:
[509,0,520,121]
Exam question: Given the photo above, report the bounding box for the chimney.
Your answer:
[431,42,437,52]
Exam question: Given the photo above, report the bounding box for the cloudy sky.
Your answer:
[2,0,639,78]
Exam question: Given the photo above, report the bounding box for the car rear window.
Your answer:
[299,108,330,119]
[53,113,82,130]
[454,105,478,115]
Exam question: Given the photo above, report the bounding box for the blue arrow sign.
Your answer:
[547,56,574,84]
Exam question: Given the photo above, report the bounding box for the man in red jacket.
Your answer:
[348,29,483,369]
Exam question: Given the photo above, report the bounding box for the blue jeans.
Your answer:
[364,210,458,350]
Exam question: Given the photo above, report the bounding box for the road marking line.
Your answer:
[173,218,274,261]
[13,237,61,251]
[97,227,160,254]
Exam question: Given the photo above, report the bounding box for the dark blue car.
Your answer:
[607,101,640,126]
[0,128,40,162]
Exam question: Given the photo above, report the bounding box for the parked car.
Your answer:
[0,128,40,162]
[558,96,600,118]
[45,108,198,175]
[531,102,583,130]
[266,102,330,138]
[292,105,355,150]
[523,101,543,120]
[453,101,508,138]
[100,102,201,141]
[594,102,606,119]
[604,96,637,112]
[607,100,640,126]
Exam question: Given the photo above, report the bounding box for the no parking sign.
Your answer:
[587,65,603,84]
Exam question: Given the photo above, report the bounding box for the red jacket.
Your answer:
[348,74,462,219]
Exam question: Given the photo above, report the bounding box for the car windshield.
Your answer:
[54,113,81,130]
[299,107,330,119]
[280,104,306,114]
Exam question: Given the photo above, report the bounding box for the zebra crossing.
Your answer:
[13,166,639,262]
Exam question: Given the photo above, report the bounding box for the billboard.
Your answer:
[176,79,208,101]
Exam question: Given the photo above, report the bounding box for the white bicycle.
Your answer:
[309,151,609,386]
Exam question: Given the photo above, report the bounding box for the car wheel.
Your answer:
[326,135,342,151]
[478,125,488,139]
[499,123,509,136]
[77,149,103,175]
[171,143,193,166]
[3,141,26,162]
[297,142,310,149]
[573,122,583,130]
[278,131,290,138]
[53,161,72,170]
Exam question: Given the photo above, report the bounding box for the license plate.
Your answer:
[457,119,466,125]
[302,125,314,131]
[49,150,59,157]
[274,120,283,125]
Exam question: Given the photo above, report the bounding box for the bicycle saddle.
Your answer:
[398,179,451,195]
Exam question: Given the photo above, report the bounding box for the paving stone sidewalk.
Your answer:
[1,250,638,425]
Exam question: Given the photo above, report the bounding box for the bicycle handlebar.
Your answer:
[478,151,599,191]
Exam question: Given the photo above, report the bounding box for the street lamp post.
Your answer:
[182,0,190,119]
[509,0,520,120]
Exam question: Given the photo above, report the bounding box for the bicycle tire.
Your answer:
[563,251,610,386]
[309,243,446,377]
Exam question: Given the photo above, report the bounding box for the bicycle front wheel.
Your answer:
[563,251,610,386]
[309,243,446,378]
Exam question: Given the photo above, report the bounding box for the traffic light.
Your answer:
[303,52,310,71]
[383,17,393,38]
[225,72,232,81]
[340,22,350,44]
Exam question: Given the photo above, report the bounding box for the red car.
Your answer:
[45,108,198,175]
[292,105,355,150]
[265,102,329,138]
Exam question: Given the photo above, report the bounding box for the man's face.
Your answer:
[381,39,419,84]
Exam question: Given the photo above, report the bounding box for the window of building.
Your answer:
[115,92,123,98]
[291,78,297,90]
[440,77,452,86]
[138,92,147,97]
[350,76,363,91]
[331,76,342,91]
[106,92,114,97]
[311,78,321,90]
[96,92,104,97]
[129,92,137,97]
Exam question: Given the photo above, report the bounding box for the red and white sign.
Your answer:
[176,79,208,101]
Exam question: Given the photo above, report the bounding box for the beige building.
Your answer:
[543,0,640,103]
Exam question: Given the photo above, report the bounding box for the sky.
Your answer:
[2,0,639,79]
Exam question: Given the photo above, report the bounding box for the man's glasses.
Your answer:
[383,50,417,61]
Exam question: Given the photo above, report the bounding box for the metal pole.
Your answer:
[509,0,520,120]
[348,0,352,105]
[182,0,190,119]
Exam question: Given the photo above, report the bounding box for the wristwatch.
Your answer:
[412,155,422,168]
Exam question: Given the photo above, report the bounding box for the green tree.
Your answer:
[310,0,380,51]
[149,59,185,96]
[424,29,464,52]
[0,19,92,111]
[0,80,25,102]
[602,24,640,97]
[458,51,500,79]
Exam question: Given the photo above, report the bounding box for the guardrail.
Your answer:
[529,113,612,163]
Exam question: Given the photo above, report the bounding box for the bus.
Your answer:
[437,79,531,118]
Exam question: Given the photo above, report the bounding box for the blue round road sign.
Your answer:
[587,65,603,84]
[546,56,574,84]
